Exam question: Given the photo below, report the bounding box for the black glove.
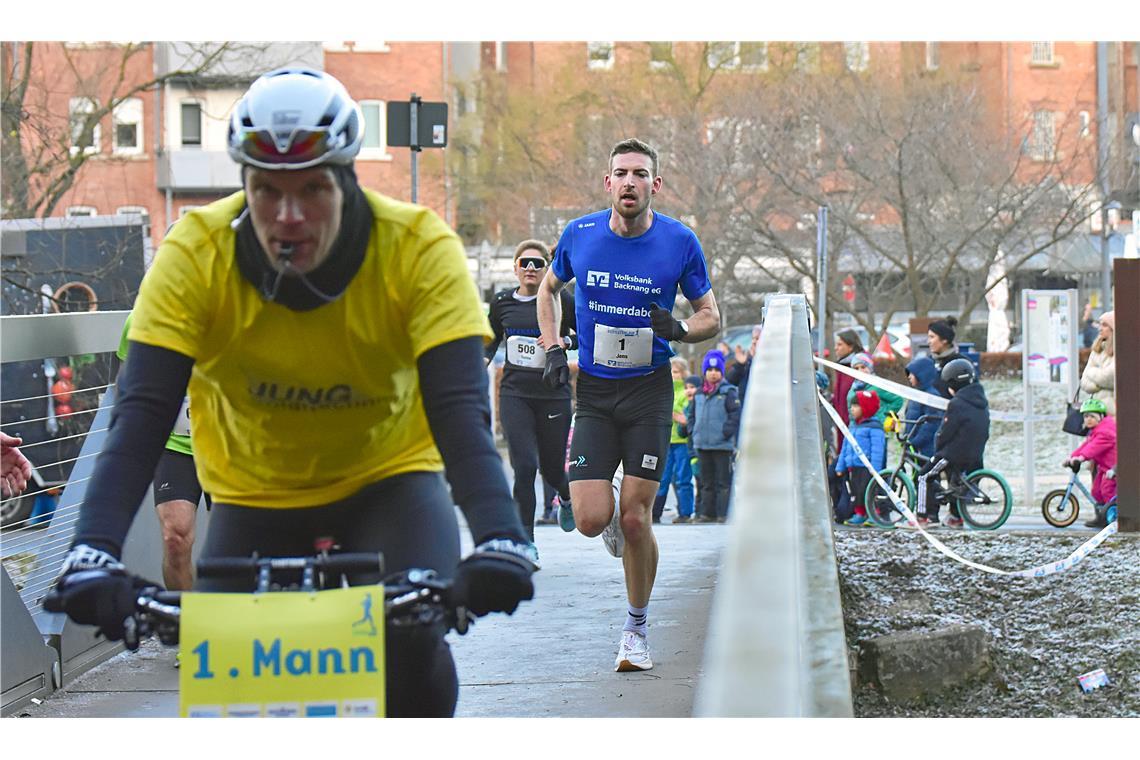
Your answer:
[542,346,569,389]
[649,302,687,341]
[452,538,536,617]
[43,544,154,647]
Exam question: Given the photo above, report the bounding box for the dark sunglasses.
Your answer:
[517,256,547,270]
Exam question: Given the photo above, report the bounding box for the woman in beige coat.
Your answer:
[1080,310,1115,416]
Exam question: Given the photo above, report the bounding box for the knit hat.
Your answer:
[852,389,880,419]
[1099,311,1114,331]
[857,389,880,419]
[928,317,957,343]
[850,352,874,370]
[702,350,726,375]
[684,375,701,387]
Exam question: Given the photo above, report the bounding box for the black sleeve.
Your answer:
[559,290,577,340]
[485,298,504,361]
[73,342,193,558]
[418,336,528,545]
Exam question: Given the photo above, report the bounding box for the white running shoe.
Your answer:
[615,630,653,672]
[602,503,624,558]
[602,465,625,557]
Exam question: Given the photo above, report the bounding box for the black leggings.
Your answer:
[198,471,461,718]
[498,394,572,541]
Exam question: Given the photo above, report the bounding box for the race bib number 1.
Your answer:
[180,587,385,717]
[593,324,653,369]
[506,335,546,369]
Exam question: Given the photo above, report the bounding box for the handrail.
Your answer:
[0,310,129,363]
[694,294,853,716]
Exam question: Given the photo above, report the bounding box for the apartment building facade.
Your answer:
[5,41,1137,260]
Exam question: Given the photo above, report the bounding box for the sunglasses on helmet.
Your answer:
[517,256,547,270]
[238,128,336,170]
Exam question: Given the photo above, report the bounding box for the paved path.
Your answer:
[14,512,726,718]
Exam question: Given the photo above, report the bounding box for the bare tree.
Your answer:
[453,45,1102,335]
[1,41,287,220]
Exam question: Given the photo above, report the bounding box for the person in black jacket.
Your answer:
[915,358,989,529]
[486,240,578,545]
[927,316,963,399]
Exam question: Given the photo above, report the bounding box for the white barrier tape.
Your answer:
[813,355,1047,423]
[818,390,1117,578]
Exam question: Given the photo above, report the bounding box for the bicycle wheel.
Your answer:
[1041,489,1080,528]
[957,469,1013,530]
[865,470,915,528]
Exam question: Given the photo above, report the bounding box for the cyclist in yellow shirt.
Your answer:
[48,68,535,717]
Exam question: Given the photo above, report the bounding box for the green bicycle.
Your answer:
[866,414,1014,530]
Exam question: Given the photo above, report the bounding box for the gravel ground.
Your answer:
[835,528,1140,717]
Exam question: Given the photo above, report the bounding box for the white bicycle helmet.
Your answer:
[227,67,364,170]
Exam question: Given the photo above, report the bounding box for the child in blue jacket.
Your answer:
[903,356,945,460]
[834,389,887,526]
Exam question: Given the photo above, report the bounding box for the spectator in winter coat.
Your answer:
[834,389,887,526]
[682,374,702,508]
[829,329,865,519]
[686,350,741,524]
[1065,398,1118,528]
[653,358,697,524]
[903,356,944,460]
[1079,310,1116,417]
[847,352,905,423]
[831,329,865,442]
[927,316,963,399]
[916,358,989,529]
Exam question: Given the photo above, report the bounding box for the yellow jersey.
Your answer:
[129,190,491,508]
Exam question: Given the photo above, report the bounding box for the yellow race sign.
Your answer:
[179,586,385,717]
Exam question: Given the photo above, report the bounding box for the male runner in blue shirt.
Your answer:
[537,138,720,672]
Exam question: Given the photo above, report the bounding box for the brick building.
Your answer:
[4,41,1136,273]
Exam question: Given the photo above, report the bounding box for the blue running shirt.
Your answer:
[552,209,711,379]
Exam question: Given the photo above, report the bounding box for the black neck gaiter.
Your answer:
[234,165,372,312]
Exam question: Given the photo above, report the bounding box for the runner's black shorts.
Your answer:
[152,449,210,509]
[569,363,672,483]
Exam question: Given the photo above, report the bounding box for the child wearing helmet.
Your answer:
[833,389,887,526]
[915,358,989,529]
[1064,398,1118,528]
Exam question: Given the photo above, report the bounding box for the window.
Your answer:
[793,43,819,72]
[65,205,97,217]
[69,97,100,156]
[1030,42,1055,65]
[1079,111,1091,138]
[707,42,767,71]
[116,205,149,219]
[180,101,202,147]
[495,42,506,71]
[739,42,768,70]
[649,42,672,70]
[844,42,869,72]
[359,100,392,160]
[587,42,615,70]
[1028,110,1056,160]
[112,97,143,155]
[925,42,940,71]
[179,205,204,218]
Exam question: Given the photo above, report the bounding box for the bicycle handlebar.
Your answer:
[894,414,937,443]
[196,552,384,579]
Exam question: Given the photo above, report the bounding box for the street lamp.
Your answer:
[1100,199,1122,309]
